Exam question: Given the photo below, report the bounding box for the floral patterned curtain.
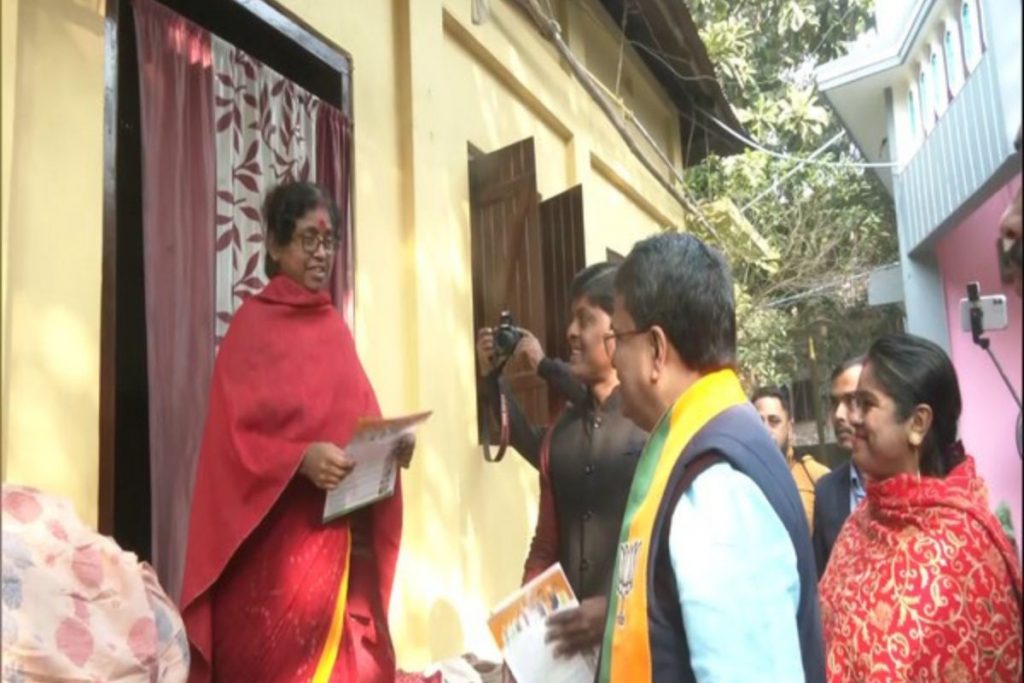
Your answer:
[212,39,320,340]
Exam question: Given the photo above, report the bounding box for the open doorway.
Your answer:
[100,0,352,595]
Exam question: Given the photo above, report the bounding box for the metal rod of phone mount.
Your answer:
[984,346,1023,410]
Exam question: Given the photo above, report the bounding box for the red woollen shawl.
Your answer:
[820,455,1022,682]
[179,275,402,682]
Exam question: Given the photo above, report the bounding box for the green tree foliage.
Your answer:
[686,0,904,395]
[693,0,875,150]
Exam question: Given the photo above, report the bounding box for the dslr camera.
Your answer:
[493,310,523,365]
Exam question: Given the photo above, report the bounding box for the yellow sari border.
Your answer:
[312,541,353,683]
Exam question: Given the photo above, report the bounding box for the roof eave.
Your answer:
[597,0,749,162]
[818,87,895,195]
[816,0,938,91]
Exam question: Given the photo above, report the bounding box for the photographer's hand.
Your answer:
[476,327,497,377]
[514,329,545,373]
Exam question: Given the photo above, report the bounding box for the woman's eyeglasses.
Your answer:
[296,232,338,255]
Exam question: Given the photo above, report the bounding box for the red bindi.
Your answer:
[314,208,330,233]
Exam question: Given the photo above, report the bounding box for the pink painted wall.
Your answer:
[936,173,1023,553]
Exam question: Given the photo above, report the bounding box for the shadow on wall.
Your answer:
[3,0,105,525]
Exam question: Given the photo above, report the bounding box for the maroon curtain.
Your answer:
[317,104,354,324]
[133,0,216,601]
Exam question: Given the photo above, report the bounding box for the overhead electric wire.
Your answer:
[623,1,899,170]
[700,109,898,169]
[513,0,723,240]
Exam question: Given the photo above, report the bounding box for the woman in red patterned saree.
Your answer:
[820,333,1022,682]
[180,182,412,683]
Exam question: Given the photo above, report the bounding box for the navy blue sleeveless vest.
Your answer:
[645,403,826,683]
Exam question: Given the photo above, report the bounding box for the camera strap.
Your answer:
[481,362,513,462]
[482,392,512,463]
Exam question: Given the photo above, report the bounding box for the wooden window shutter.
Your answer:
[469,138,549,430]
[539,185,586,417]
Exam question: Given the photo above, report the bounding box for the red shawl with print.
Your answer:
[820,455,1022,682]
[179,275,402,682]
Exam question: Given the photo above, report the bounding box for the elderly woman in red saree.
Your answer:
[180,182,412,683]
[820,333,1022,682]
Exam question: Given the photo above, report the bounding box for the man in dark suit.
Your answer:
[811,356,866,578]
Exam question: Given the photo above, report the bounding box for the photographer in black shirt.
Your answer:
[476,262,647,658]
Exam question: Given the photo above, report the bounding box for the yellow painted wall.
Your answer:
[1,0,18,484]
[1,0,106,527]
[1,0,690,670]
[571,0,681,166]
[587,153,672,262]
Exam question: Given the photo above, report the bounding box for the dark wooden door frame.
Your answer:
[99,0,354,545]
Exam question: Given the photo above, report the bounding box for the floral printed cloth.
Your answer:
[2,485,189,682]
[820,456,1022,682]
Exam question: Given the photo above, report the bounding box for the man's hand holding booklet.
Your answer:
[487,563,598,683]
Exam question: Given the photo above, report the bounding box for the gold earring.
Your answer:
[909,433,921,448]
